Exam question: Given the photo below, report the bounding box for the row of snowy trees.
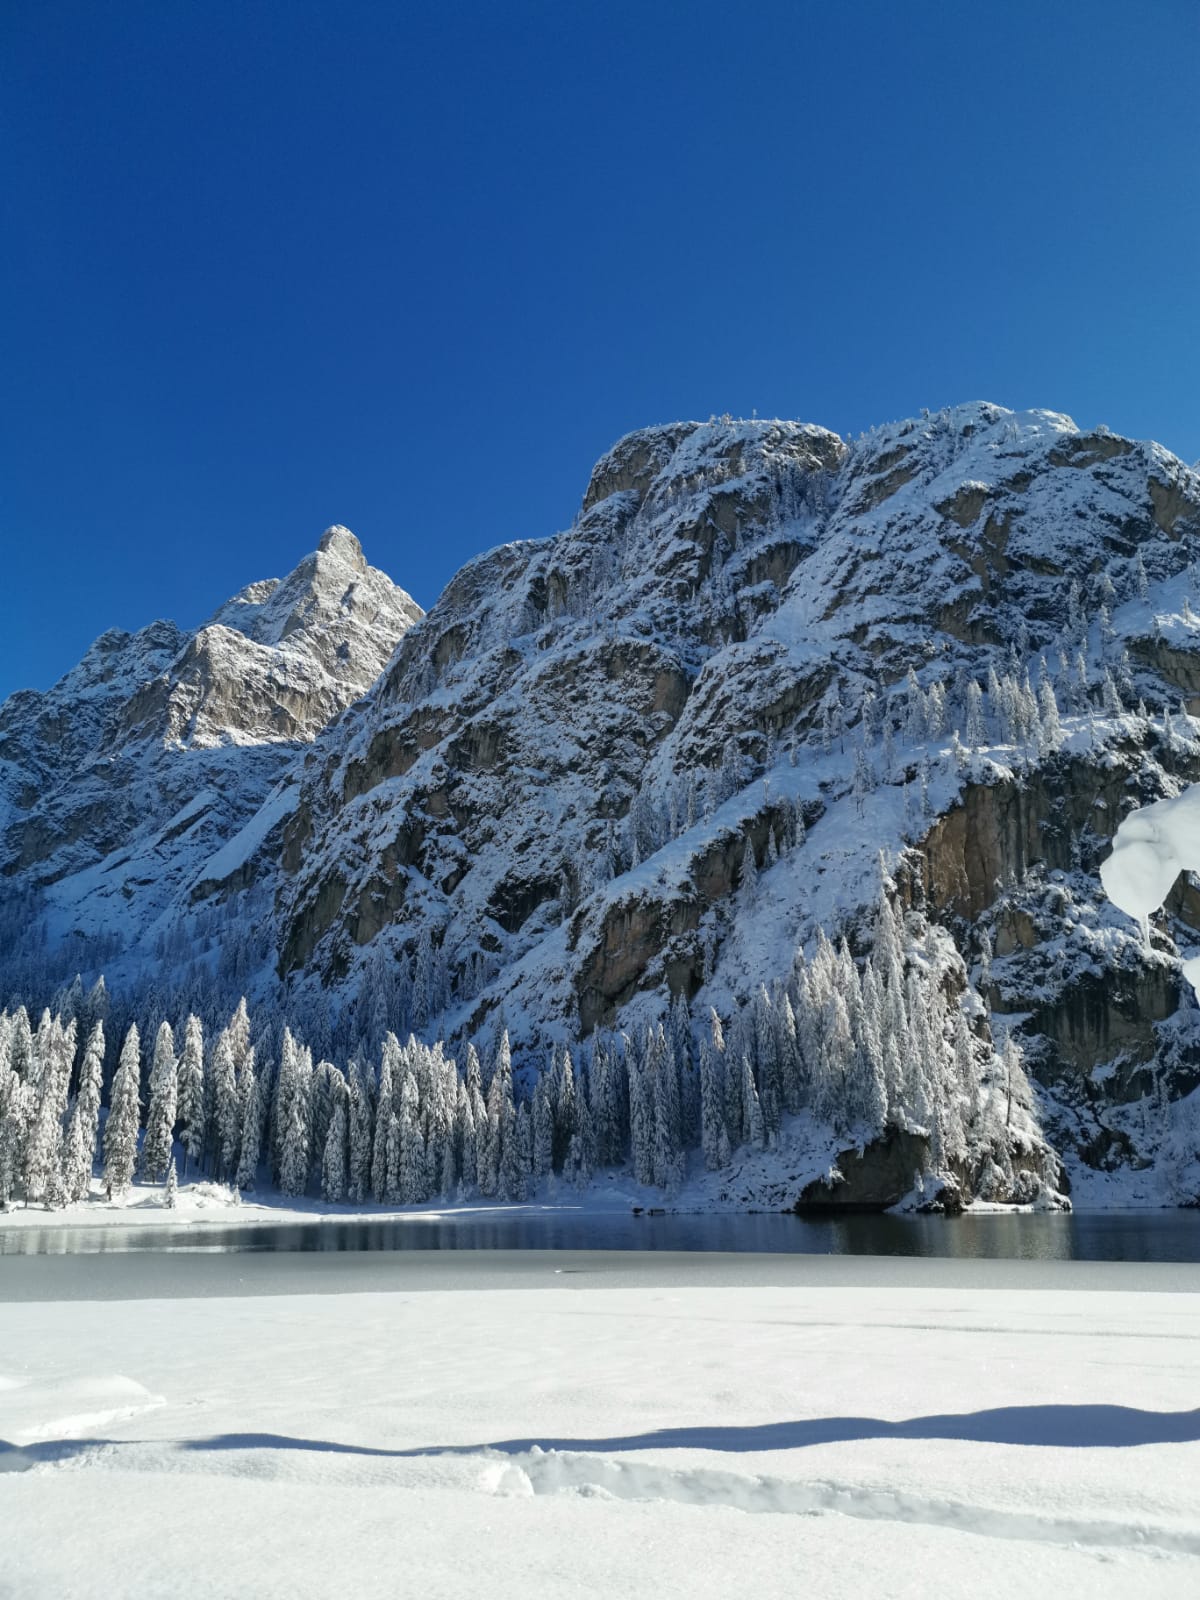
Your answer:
[0,875,1046,1212]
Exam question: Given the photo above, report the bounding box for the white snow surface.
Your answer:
[2,1276,1198,1597]
[1102,784,1200,993]
[194,782,301,890]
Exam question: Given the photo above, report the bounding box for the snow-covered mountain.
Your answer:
[0,525,421,965]
[6,404,1200,1208]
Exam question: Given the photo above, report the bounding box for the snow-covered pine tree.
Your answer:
[103,1024,142,1199]
[399,1070,426,1202]
[457,1078,477,1192]
[371,1048,394,1202]
[627,1041,655,1185]
[384,1108,402,1202]
[752,987,782,1140]
[25,1015,73,1207]
[163,1156,178,1209]
[347,1058,374,1203]
[64,1019,104,1200]
[739,1054,764,1149]
[279,1064,310,1198]
[412,930,434,1030]
[321,1091,348,1203]
[532,1074,554,1180]
[735,836,757,912]
[0,1065,25,1208]
[926,681,947,740]
[699,1037,726,1170]
[965,680,985,751]
[209,1031,240,1183]
[139,1020,177,1182]
[175,1015,205,1180]
[902,667,926,743]
[234,1057,261,1190]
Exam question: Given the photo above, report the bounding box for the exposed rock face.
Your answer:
[795,1130,932,1212]
[0,529,421,960]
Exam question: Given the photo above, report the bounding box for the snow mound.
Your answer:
[0,1374,165,1444]
[1100,785,1200,993]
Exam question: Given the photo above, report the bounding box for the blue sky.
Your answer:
[2,0,1197,699]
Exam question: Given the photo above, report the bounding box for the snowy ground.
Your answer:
[2,1269,1199,1597]
[0,1177,648,1231]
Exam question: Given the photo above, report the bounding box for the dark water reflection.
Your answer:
[3,1208,1199,1261]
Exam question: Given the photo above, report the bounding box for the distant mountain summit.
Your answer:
[0,529,420,946]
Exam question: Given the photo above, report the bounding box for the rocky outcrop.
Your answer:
[795,1130,931,1211]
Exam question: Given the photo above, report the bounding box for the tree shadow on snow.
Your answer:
[4,1404,1199,1469]
[413,1406,1200,1452]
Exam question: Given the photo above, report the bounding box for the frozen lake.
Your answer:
[3,1205,1200,1261]
[2,1209,1200,1301]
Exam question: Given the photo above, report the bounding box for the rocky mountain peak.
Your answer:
[0,527,422,938]
[317,524,367,570]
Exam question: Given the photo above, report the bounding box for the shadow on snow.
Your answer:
[4,1403,1200,1468]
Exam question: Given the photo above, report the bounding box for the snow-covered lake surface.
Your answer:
[3,1206,1200,1261]
[2,1267,1198,1597]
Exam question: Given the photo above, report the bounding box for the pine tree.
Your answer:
[965,681,985,750]
[25,1016,73,1207]
[1037,676,1062,753]
[371,1050,394,1202]
[699,1038,726,1170]
[103,1024,142,1199]
[902,667,925,743]
[627,1045,655,1185]
[139,1021,177,1182]
[175,1015,205,1180]
[234,1062,261,1190]
[399,1070,426,1202]
[412,930,434,1029]
[385,1109,403,1202]
[209,1032,239,1183]
[347,1059,374,1203]
[321,1093,348,1202]
[457,1079,477,1192]
[533,1075,554,1180]
[740,1055,764,1148]
[163,1156,178,1209]
[279,1074,310,1198]
[0,1069,26,1208]
[65,1020,104,1201]
[926,681,947,741]
[738,837,757,906]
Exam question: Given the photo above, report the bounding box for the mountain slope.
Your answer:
[263,405,1200,1200]
[0,527,421,978]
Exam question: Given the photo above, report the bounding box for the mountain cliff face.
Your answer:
[6,406,1200,1208]
[0,527,421,968]
[267,405,1200,1201]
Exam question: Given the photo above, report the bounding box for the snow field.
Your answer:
[1,1279,1198,1597]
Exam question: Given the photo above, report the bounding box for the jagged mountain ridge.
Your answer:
[6,404,1200,1205]
[0,526,421,954]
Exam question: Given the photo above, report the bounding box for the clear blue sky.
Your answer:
[2,0,1198,699]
